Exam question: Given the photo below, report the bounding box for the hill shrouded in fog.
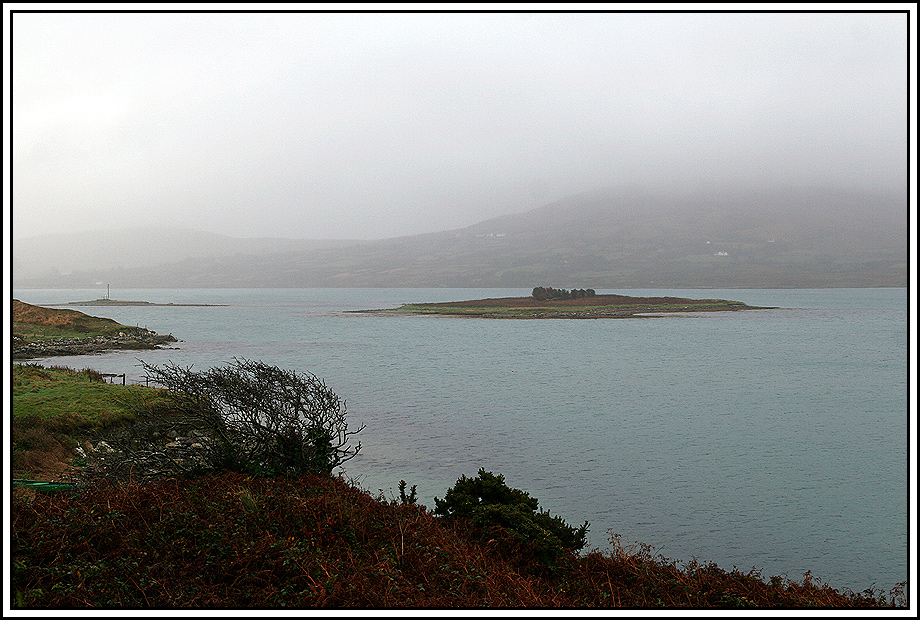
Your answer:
[13,184,906,289]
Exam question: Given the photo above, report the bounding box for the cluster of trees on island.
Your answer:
[531,286,596,301]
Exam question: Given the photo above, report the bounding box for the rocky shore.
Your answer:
[12,330,178,360]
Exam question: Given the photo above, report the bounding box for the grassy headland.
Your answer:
[10,363,904,609]
[12,299,177,359]
[356,293,772,319]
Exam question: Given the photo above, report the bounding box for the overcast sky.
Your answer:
[9,8,909,241]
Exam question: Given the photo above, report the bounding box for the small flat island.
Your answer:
[355,289,774,319]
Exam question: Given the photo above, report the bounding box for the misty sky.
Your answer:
[10,9,908,241]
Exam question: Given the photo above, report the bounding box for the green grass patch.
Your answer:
[13,322,156,342]
[11,364,172,474]
[15,323,110,340]
[12,364,167,432]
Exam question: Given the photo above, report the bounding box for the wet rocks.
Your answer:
[12,331,178,359]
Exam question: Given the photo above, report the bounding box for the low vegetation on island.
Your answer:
[358,286,770,319]
[11,360,904,609]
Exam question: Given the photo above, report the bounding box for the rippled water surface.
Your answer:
[14,287,908,592]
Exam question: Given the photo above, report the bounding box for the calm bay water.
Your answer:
[13,287,908,592]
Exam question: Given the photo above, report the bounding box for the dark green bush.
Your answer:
[433,468,589,573]
[398,479,417,505]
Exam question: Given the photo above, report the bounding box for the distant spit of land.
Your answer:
[352,293,775,319]
[58,299,227,307]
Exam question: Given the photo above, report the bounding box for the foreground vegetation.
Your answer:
[11,471,905,609]
[10,363,906,609]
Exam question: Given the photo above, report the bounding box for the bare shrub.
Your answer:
[137,358,364,478]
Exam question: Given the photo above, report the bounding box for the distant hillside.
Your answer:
[12,226,359,281]
[13,185,907,289]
